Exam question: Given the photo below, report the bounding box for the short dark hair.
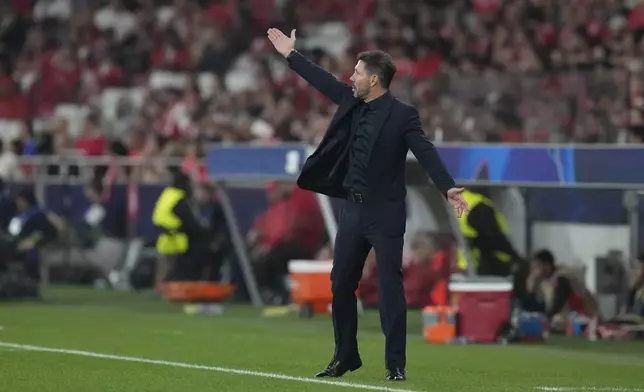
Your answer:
[357,50,396,89]
[533,249,555,269]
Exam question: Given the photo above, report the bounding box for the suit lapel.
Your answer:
[313,97,358,150]
[371,94,394,139]
[330,98,359,127]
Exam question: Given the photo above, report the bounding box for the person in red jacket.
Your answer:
[248,182,317,304]
[404,232,452,308]
[284,184,324,255]
[359,231,453,309]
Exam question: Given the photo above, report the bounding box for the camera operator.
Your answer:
[0,188,62,296]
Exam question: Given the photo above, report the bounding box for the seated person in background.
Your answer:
[4,188,63,282]
[76,178,106,248]
[193,183,231,282]
[514,249,599,323]
[359,231,453,309]
[625,254,644,317]
[283,183,325,256]
[404,231,452,308]
[248,182,315,305]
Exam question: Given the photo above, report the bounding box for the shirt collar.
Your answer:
[364,91,391,110]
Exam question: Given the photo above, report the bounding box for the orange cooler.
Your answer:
[289,260,334,315]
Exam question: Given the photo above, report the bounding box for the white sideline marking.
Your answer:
[0,342,423,392]
[536,388,644,391]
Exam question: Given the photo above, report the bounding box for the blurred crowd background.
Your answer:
[2,0,644,185]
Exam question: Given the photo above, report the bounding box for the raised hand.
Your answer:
[267,28,296,58]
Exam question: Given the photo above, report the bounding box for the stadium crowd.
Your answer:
[1,1,644,320]
[1,0,644,182]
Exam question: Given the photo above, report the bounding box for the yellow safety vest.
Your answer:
[456,190,512,272]
[152,187,189,255]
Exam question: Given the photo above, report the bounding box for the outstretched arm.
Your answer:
[267,28,352,105]
[403,107,469,216]
[403,108,456,194]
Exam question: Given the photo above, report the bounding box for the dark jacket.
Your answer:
[288,51,455,202]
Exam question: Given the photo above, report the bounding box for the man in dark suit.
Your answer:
[267,28,469,381]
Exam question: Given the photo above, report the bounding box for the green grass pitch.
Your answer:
[1,286,643,392]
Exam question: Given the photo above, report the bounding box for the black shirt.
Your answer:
[343,93,390,194]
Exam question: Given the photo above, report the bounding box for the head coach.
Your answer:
[267,28,470,381]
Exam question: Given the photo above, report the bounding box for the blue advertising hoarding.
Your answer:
[18,144,641,247]
[204,143,644,227]
[207,143,644,186]
[206,144,309,180]
[436,145,644,185]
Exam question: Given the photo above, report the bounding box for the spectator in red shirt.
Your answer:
[151,30,191,71]
[413,45,442,80]
[404,232,452,308]
[38,46,81,113]
[283,184,324,255]
[0,62,28,119]
[181,140,207,183]
[359,231,452,309]
[248,182,315,304]
[205,0,237,28]
[629,2,644,32]
[75,113,107,156]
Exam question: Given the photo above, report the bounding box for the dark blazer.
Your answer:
[288,51,455,201]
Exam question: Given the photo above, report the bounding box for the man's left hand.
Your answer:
[447,187,469,218]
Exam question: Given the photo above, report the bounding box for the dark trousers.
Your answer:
[331,199,406,368]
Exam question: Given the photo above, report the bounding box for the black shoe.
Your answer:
[315,358,362,378]
[386,367,406,381]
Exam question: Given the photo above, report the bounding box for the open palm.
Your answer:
[267,28,296,58]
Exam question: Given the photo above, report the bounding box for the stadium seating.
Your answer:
[1,0,644,157]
